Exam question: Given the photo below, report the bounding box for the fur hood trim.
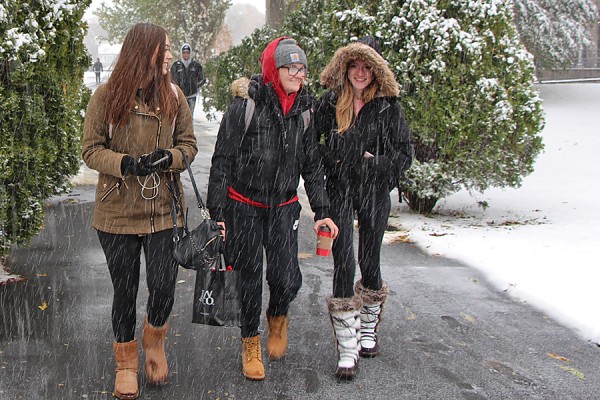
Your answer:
[320,42,399,97]
[355,280,389,304]
[231,77,250,99]
[327,295,363,313]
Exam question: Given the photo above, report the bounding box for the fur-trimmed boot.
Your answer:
[355,280,389,358]
[113,339,139,400]
[241,335,265,380]
[142,318,169,384]
[267,314,289,360]
[327,295,363,380]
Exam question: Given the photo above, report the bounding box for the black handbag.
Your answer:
[192,254,241,327]
[170,150,224,270]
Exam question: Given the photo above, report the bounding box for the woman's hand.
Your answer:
[314,217,339,240]
[217,221,226,241]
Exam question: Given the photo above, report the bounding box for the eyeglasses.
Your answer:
[283,65,308,77]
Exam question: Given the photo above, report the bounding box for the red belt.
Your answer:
[227,187,298,208]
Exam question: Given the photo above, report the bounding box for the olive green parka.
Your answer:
[82,84,198,235]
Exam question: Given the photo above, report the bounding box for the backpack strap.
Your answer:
[244,98,255,135]
[239,99,310,149]
[238,97,255,148]
[301,109,310,133]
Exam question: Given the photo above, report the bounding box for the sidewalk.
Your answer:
[2,76,600,397]
[1,128,599,399]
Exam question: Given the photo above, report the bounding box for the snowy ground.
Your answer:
[2,77,598,346]
[386,83,600,345]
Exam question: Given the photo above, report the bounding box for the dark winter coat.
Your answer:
[82,84,198,235]
[93,60,103,72]
[170,44,205,98]
[207,75,330,222]
[315,43,413,191]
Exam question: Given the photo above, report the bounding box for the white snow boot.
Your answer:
[355,280,389,358]
[327,295,362,380]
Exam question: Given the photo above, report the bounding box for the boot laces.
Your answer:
[332,315,352,328]
[362,303,381,319]
[245,339,261,360]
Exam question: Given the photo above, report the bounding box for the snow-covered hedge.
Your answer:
[0,0,91,255]
[203,0,546,213]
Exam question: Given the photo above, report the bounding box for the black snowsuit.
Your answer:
[207,75,330,337]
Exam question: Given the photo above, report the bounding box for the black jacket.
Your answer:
[207,75,330,221]
[170,59,205,98]
[314,90,413,190]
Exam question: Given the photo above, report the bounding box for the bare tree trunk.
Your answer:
[266,0,286,29]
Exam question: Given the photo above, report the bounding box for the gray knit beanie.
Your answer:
[274,39,308,68]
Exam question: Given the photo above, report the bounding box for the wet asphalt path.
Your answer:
[1,119,599,400]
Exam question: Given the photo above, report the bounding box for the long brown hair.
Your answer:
[105,23,177,127]
[336,63,379,135]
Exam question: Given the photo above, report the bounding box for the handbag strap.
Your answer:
[178,148,207,212]
[170,149,209,242]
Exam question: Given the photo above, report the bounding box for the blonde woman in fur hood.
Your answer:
[314,37,413,380]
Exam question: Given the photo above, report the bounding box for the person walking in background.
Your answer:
[170,43,206,115]
[93,57,103,84]
[314,36,413,380]
[207,37,338,381]
[82,23,197,399]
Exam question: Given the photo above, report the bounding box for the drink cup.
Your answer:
[316,225,333,256]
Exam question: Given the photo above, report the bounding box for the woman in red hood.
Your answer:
[207,37,338,380]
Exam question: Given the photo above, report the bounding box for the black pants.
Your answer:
[225,199,302,338]
[328,180,390,298]
[97,229,180,342]
[187,96,196,115]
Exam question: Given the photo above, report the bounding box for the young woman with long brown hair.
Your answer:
[82,22,197,399]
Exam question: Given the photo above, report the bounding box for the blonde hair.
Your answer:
[335,67,379,135]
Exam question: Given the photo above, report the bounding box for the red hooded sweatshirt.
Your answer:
[260,37,300,116]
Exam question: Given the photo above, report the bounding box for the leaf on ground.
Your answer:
[549,353,571,362]
[389,234,413,243]
[298,252,313,259]
[461,313,477,323]
[38,302,48,311]
[558,365,585,380]
[35,273,48,277]
[407,311,417,320]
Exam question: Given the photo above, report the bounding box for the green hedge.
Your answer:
[0,0,91,256]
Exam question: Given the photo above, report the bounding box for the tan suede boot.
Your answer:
[113,339,139,400]
[241,335,265,380]
[267,314,289,360]
[142,318,169,385]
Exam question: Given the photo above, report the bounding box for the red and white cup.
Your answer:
[316,225,333,256]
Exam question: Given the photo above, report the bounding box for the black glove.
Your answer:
[139,148,173,171]
[121,155,153,176]
[318,143,338,170]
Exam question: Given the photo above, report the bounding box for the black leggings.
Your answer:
[97,229,180,342]
[328,180,390,298]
